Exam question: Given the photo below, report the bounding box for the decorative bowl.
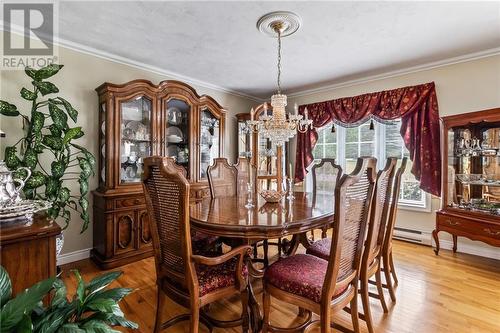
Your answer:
[260,190,284,203]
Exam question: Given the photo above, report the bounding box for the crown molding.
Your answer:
[287,47,500,99]
[2,26,263,102]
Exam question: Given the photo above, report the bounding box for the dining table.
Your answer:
[190,191,335,333]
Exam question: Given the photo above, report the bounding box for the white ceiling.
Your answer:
[58,1,500,99]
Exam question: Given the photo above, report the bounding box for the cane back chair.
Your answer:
[311,158,343,239]
[142,156,251,333]
[262,157,377,333]
[207,158,239,198]
[381,157,407,302]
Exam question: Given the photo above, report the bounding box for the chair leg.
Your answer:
[360,276,374,333]
[240,289,250,333]
[321,227,327,239]
[190,301,200,333]
[253,243,258,259]
[154,287,166,333]
[383,253,396,302]
[262,290,271,333]
[320,307,331,333]
[350,289,360,333]
[263,240,269,267]
[375,266,389,313]
[389,250,398,286]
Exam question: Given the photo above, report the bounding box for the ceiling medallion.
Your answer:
[247,11,313,147]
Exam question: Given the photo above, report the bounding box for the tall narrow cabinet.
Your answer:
[92,80,225,269]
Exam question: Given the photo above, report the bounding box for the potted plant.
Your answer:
[1,64,95,251]
[0,265,138,332]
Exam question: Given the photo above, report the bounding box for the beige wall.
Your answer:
[0,34,256,255]
[288,54,500,256]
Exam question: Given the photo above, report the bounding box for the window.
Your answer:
[307,119,428,209]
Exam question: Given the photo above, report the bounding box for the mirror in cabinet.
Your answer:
[165,99,190,177]
[448,122,500,215]
[199,108,220,179]
[119,96,152,184]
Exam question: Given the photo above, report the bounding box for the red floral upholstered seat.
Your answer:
[264,254,347,303]
[306,237,331,260]
[197,259,248,296]
[191,230,222,256]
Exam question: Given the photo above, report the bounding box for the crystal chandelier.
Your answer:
[247,12,313,147]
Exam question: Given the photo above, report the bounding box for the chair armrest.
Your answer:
[191,245,252,291]
[191,245,252,266]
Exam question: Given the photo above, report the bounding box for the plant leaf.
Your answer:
[86,287,132,304]
[61,209,71,230]
[45,177,60,200]
[31,111,45,132]
[79,177,89,196]
[5,146,21,169]
[25,171,46,189]
[0,277,55,332]
[32,81,59,96]
[48,102,68,129]
[0,266,12,308]
[50,279,67,308]
[80,212,90,233]
[81,320,121,333]
[50,161,65,179]
[79,197,89,213]
[20,88,37,101]
[34,64,63,81]
[42,135,63,150]
[23,148,38,169]
[63,127,82,144]
[48,124,62,137]
[56,97,78,123]
[73,270,86,302]
[86,272,122,295]
[16,314,33,333]
[59,324,85,333]
[59,187,70,203]
[0,100,20,117]
[78,157,92,178]
[101,314,138,329]
[24,67,38,80]
[86,298,124,317]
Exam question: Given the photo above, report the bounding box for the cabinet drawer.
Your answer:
[437,214,500,240]
[114,196,145,209]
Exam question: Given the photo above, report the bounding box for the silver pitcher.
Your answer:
[0,160,31,206]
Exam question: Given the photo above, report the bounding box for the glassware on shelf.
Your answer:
[199,109,220,179]
[245,182,254,209]
[286,177,295,201]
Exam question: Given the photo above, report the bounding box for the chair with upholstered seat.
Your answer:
[381,157,407,302]
[262,157,377,333]
[306,158,398,333]
[142,156,251,333]
[311,158,342,239]
[207,158,239,198]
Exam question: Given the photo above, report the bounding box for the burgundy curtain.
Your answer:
[295,82,441,196]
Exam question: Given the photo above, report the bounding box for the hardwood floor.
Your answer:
[60,240,500,333]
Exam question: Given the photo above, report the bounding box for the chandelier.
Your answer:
[247,12,313,147]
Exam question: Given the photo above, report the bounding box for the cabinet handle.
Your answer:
[483,228,500,236]
[445,219,460,226]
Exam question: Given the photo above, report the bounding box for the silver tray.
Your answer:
[0,200,51,223]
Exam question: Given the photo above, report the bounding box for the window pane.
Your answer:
[345,143,359,159]
[346,127,358,143]
[360,124,375,142]
[324,144,337,159]
[386,141,402,158]
[401,181,423,201]
[385,121,401,142]
[323,129,337,144]
[360,142,374,156]
[312,143,323,159]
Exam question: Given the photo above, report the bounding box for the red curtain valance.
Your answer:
[295,81,441,196]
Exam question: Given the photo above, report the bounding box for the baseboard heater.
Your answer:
[393,227,432,246]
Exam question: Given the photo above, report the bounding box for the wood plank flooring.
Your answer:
[60,240,500,333]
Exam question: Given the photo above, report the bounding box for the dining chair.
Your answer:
[235,157,257,195]
[142,156,252,333]
[380,157,407,302]
[262,157,377,333]
[311,158,342,239]
[207,157,239,198]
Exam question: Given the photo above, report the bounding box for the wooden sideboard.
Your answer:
[0,214,61,296]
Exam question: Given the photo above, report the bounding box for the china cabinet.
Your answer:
[92,80,225,268]
[236,103,288,192]
[433,108,500,255]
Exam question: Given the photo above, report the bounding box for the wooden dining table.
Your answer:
[190,191,335,333]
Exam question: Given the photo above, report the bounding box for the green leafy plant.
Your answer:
[0,265,138,332]
[1,64,95,231]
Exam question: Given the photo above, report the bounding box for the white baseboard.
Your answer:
[57,248,91,266]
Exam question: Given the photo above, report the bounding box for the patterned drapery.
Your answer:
[295,82,441,196]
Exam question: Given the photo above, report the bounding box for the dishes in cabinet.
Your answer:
[167,135,183,143]
[165,126,183,140]
[167,145,180,157]
[125,121,148,140]
[167,107,183,125]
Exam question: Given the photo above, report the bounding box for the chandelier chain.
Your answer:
[277,28,282,94]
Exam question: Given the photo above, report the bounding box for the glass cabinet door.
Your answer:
[119,96,152,184]
[165,99,191,177]
[199,108,220,179]
[238,120,251,158]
